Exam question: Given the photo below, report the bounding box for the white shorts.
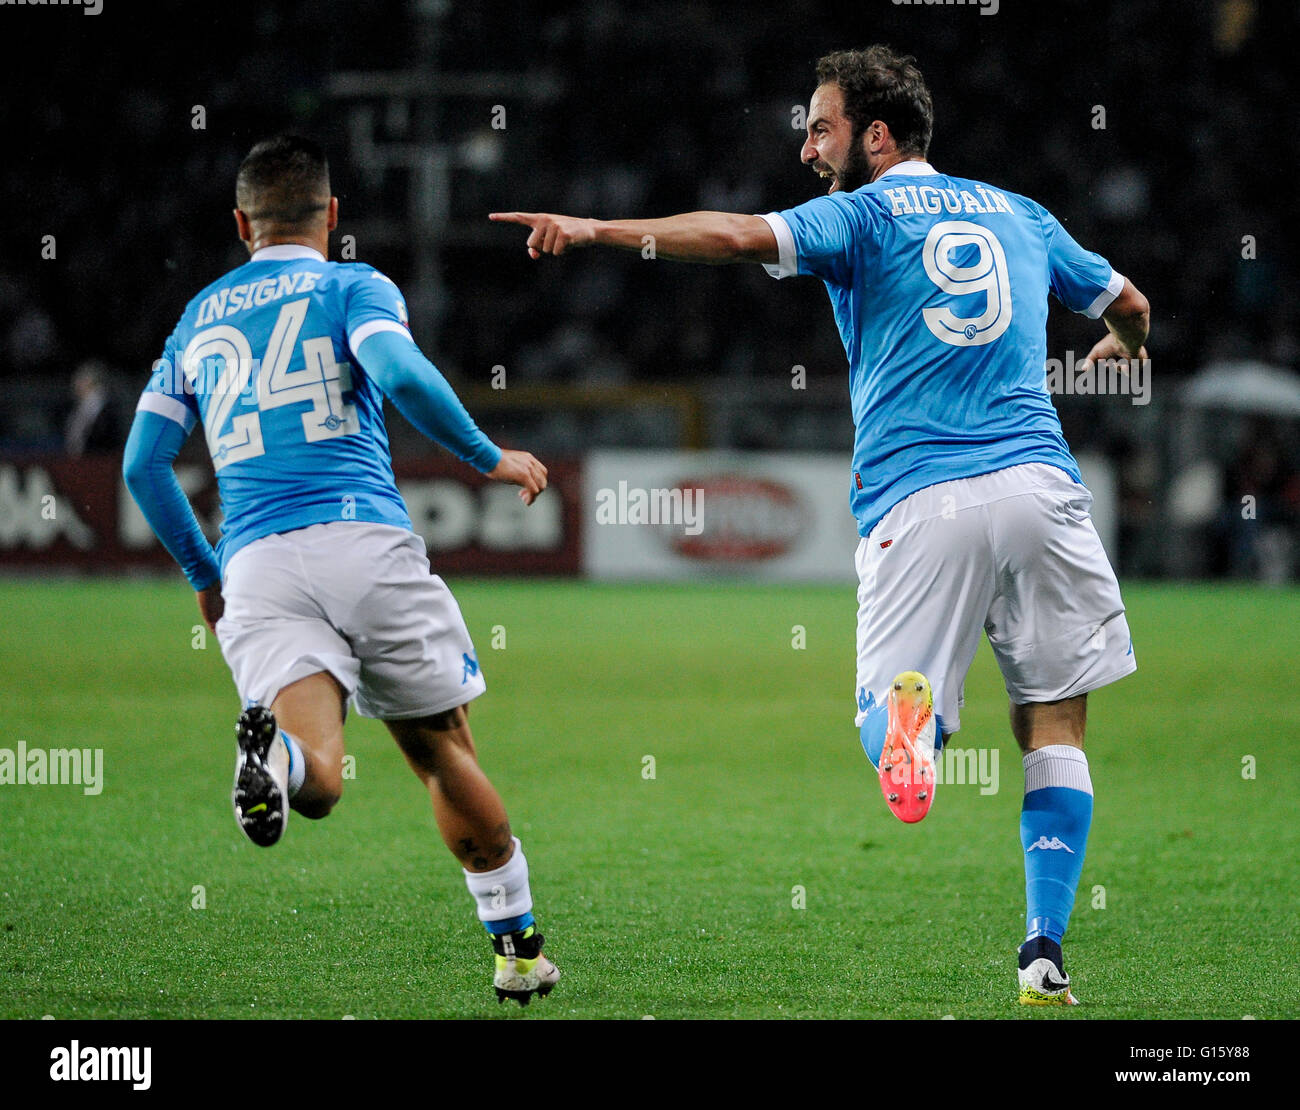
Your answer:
[854,463,1135,734]
[216,521,486,720]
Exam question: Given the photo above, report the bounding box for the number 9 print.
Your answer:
[921,220,1013,347]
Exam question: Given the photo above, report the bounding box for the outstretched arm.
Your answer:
[488,210,778,265]
[122,409,225,628]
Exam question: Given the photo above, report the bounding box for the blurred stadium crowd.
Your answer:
[2,0,1297,578]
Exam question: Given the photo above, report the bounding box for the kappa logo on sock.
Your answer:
[1026,835,1074,853]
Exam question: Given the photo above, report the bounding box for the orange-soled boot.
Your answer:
[878,671,937,824]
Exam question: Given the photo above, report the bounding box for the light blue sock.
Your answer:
[281,730,306,798]
[484,911,535,937]
[1021,745,1093,944]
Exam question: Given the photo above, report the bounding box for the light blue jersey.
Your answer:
[134,244,490,574]
[761,161,1123,537]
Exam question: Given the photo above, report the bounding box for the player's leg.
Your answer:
[268,671,347,818]
[232,671,347,844]
[385,706,558,1005]
[1010,694,1090,1005]
[386,704,512,869]
[854,483,996,822]
[340,522,557,1004]
[982,463,1137,1004]
[217,529,364,847]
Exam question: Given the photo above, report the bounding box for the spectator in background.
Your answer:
[1108,433,1161,577]
[63,360,121,456]
[1219,420,1300,583]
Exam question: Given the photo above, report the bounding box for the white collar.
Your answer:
[876,160,938,181]
[251,244,325,262]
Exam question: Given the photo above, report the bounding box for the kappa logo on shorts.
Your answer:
[1026,835,1074,853]
[461,651,479,684]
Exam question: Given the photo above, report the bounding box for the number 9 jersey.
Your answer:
[757,161,1125,538]
[137,244,417,570]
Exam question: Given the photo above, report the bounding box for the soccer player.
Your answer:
[123,135,559,1006]
[491,46,1148,1006]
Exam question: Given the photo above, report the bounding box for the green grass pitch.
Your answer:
[0,578,1296,1019]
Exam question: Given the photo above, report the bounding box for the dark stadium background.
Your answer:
[1,1,1298,1048]
[1,0,1297,579]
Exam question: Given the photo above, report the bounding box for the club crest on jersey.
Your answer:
[1026,835,1074,853]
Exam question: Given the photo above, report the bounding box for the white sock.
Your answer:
[281,731,306,798]
[463,837,532,924]
[1023,744,1092,794]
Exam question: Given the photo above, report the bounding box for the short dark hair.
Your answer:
[815,46,934,158]
[235,135,331,226]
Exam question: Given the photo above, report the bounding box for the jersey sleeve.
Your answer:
[343,268,413,357]
[122,409,221,591]
[123,328,220,590]
[1036,205,1124,319]
[758,194,872,285]
[134,330,200,434]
